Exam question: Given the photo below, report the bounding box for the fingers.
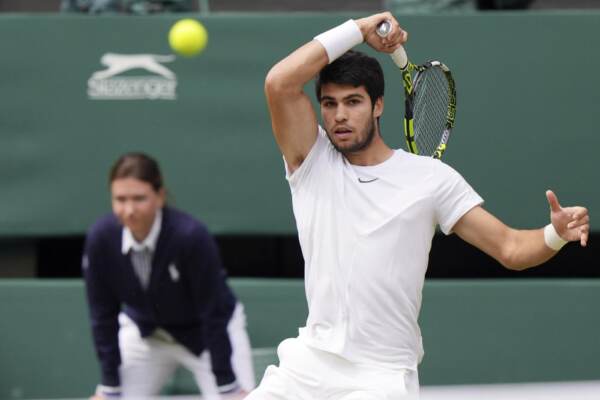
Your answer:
[573,221,589,247]
[575,211,589,247]
[581,229,588,247]
[571,207,589,221]
[378,17,407,42]
[381,30,408,53]
[565,206,589,229]
[567,214,589,230]
[545,189,562,213]
[564,206,590,247]
[378,29,408,54]
[576,222,590,247]
[379,15,408,48]
[359,12,408,53]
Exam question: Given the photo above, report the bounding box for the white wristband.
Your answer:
[96,384,121,397]
[544,223,567,251]
[314,19,364,64]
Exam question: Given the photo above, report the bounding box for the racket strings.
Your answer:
[412,67,451,157]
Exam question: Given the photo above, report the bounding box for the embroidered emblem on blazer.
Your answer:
[168,263,180,282]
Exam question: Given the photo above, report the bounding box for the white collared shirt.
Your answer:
[121,209,162,290]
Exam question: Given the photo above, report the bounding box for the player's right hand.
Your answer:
[355,12,408,53]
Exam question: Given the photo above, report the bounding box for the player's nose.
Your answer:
[335,105,348,122]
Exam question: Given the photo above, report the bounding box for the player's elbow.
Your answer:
[497,243,529,271]
[496,233,527,271]
[499,254,527,271]
[265,66,297,98]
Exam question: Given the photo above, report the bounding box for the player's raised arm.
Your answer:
[264,40,326,173]
[453,190,589,271]
[264,12,406,173]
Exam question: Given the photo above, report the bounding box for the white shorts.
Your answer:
[246,338,419,400]
[118,302,255,399]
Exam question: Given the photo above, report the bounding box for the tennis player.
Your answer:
[84,153,254,399]
[247,11,590,400]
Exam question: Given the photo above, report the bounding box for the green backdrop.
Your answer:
[1,278,599,398]
[1,12,598,236]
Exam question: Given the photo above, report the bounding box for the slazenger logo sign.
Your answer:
[88,53,177,100]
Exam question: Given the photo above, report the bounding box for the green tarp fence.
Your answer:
[1,278,599,398]
[1,12,598,236]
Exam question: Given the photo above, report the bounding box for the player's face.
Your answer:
[111,177,165,242]
[320,83,383,154]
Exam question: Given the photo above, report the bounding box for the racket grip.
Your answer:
[376,20,408,70]
[390,46,408,70]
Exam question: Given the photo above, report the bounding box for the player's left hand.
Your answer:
[546,190,589,246]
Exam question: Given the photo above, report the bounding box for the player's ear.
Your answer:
[157,187,167,207]
[373,96,384,118]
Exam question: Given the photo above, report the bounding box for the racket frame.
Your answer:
[402,61,456,159]
[375,20,456,159]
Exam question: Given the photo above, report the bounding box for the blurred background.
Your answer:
[0,0,598,399]
[1,0,598,281]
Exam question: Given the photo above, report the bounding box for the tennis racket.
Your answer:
[376,20,456,159]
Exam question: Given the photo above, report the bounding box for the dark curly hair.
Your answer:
[315,50,385,108]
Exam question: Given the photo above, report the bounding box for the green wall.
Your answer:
[1,279,599,398]
[1,13,598,236]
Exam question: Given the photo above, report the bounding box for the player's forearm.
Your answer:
[501,228,557,271]
[454,206,570,272]
[265,41,329,98]
[458,192,589,272]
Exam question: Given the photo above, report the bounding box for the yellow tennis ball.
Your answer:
[168,19,208,57]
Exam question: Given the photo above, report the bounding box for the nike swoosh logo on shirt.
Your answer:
[358,177,378,183]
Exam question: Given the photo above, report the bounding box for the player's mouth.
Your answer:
[333,126,353,138]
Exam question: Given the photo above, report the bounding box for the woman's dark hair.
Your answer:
[315,50,385,107]
[109,152,163,192]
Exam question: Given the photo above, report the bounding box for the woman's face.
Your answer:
[110,177,165,241]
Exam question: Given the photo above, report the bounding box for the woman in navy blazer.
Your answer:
[84,153,254,399]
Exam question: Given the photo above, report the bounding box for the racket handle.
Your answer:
[375,20,393,37]
[376,20,409,70]
[390,47,408,70]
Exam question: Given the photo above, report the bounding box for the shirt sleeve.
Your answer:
[284,126,331,192]
[82,229,122,387]
[434,162,484,235]
[186,225,237,389]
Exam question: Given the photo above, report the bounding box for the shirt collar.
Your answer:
[121,208,163,254]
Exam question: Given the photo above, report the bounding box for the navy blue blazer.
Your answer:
[83,207,237,388]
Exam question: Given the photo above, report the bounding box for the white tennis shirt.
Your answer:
[284,127,483,371]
